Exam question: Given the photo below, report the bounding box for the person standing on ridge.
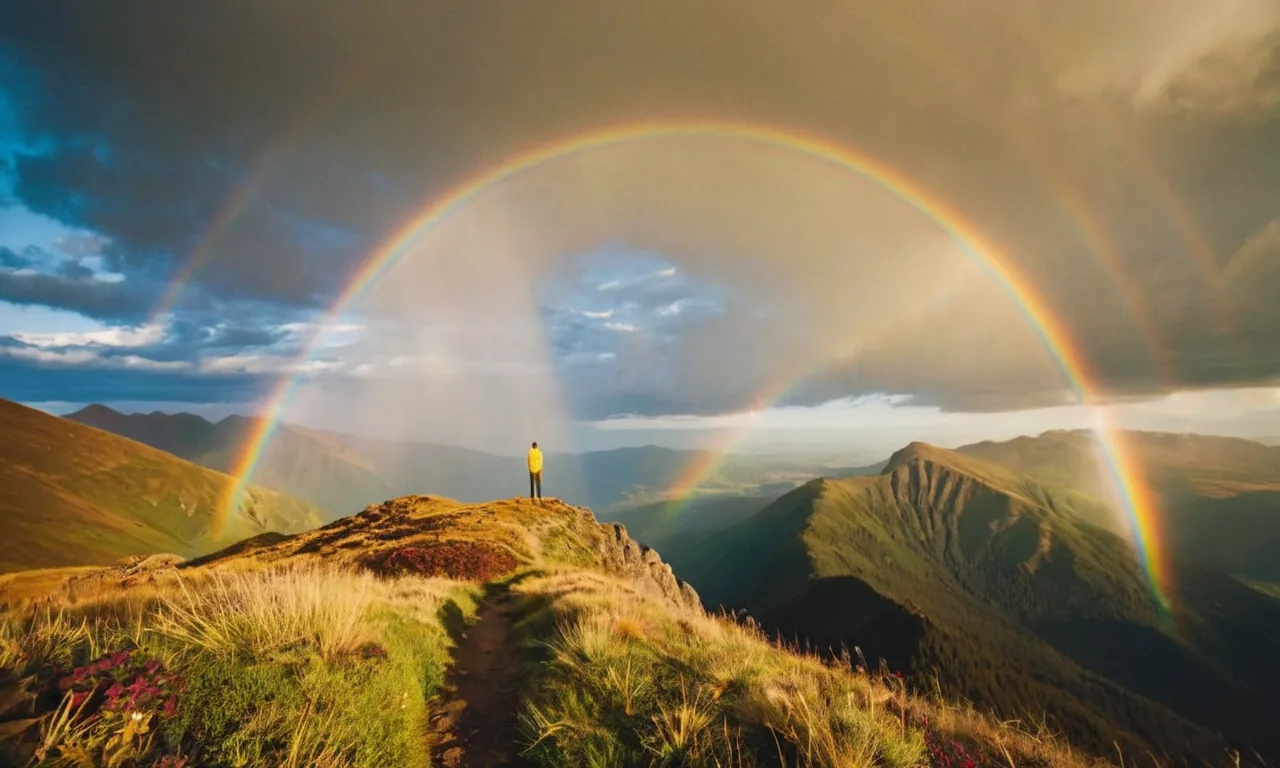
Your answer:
[527,441,543,500]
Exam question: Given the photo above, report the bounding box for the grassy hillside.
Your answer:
[671,443,1280,765]
[0,495,1103,767]
[0,398,323,573]
[956,430,1280,582]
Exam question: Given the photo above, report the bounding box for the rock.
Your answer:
[594,520,702,612]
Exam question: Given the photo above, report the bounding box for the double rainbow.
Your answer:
[211,119,1173,612]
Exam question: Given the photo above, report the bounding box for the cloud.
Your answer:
[11,323,164,349]
[2,0,1280,434]
[1143,30,1280,116]
[0,247,34,269]
[656,300,685,317]
[0,265,153,322]
[0,354,273,404]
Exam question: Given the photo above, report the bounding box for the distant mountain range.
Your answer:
[65,404,864,518]
[0,399,323,573]
[956,429,1280,583]
[662,439,1280,763]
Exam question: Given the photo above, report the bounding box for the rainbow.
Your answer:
[216,119,1174,612]
[149,68,370,323]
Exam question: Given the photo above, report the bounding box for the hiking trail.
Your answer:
[427,588,532,768]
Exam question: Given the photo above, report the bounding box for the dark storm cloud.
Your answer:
[0,246,34,269]
[0,355,273,405]
[2,0,1280,415]
[0,266,153,322]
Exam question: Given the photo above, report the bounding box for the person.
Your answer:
[527,441,543,500]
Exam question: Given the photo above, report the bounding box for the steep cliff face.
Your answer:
[595,521,701,611]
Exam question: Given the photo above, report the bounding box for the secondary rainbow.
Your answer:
[149,67,371,323]
[216,119,1174,611]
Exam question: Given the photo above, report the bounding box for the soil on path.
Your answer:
[427,590,533,768]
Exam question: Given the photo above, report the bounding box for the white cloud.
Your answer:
[597,280,621,290]
[604,321,640,333]
[0,345,184,370]
[656,300,686,317]
[579,309,615,319]
[12,323,166,349]
[658,267,677,278]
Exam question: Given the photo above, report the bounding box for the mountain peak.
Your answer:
[68,403,124,420]
[883,441,953,471]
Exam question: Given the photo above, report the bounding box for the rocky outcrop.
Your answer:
[595,521,702,612]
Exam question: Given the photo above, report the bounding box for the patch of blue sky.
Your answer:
[0,301,105,335]
[539,243,731,367]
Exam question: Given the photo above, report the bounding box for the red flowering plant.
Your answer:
[54,649,185,721]
[356,642,388,662]
[920,714,983,768]
[371,541,517,581]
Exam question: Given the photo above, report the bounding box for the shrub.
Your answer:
[371,541,517,582]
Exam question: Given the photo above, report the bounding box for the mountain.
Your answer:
[956,430,1280,583]
[0,398,323,573]
[669,442,1280,764]
[68,405,403,515]
[65,405,857,516]
[0,495,1102,767]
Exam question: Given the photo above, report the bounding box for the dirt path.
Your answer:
[427,590,532,768]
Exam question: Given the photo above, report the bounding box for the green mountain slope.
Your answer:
[671,442,1280,764]
[0,398,323,573]
[956,430,1280,582]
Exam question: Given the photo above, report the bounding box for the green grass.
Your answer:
[0,565,479,767]
[511,569,1094,768]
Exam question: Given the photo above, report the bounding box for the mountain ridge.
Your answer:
[668,442,1280,763]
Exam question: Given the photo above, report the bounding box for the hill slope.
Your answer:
[671,442,1280,764]
[0,398,323,573]
[0,495,1103,767]
[956,430,1280,582]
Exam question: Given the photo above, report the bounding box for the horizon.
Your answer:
[33,398,1280,461]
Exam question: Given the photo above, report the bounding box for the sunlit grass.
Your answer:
[514,569,1102,768]
[151,566,375,661]
[0,564,479,767]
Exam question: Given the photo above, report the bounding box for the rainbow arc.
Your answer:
[212,120,1174,613]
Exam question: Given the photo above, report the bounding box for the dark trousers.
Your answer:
[529,470,542,499]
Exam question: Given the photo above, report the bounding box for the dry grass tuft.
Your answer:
[151,566,375,661]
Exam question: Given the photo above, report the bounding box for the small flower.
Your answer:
[131,711,143,722]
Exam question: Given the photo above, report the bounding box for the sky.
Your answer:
[1,1,1279,455]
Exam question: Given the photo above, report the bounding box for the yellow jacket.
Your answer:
[527,447,543,473]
